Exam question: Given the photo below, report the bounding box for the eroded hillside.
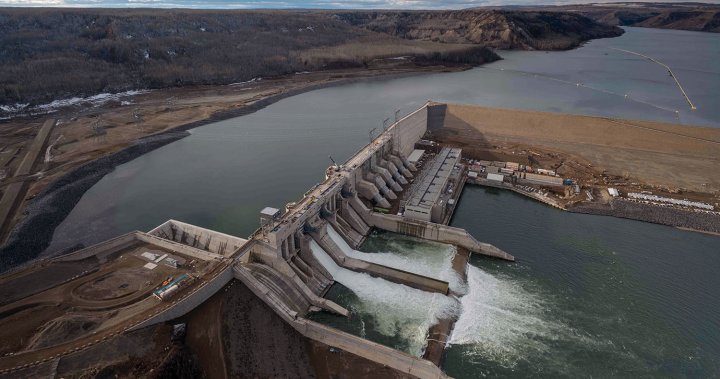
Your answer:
[0,8,621,106]
[333,10,623,50]
[525,3,720,33]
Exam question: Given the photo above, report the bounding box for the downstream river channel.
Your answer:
[45,27,720,377]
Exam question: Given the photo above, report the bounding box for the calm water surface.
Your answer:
[39,27,720,377]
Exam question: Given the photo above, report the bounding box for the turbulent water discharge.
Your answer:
[308,238,458,356]
[327,226,466,294]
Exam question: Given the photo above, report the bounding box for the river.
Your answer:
[41,27,720,377]
[446,186,719,377]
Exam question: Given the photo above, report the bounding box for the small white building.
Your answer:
[487,173,504,182]
[608,188,619,197]
[141,252,159,261]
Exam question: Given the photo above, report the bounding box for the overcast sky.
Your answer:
[0,0,716,8]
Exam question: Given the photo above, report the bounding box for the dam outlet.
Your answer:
[328,225,466,295]
[309,239,459,357]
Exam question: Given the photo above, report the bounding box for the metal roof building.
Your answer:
[404,147,462,222]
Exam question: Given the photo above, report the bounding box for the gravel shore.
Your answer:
[569,199,720,234]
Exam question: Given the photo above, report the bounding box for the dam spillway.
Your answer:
[0,102,514,378]
[230,102,514,378]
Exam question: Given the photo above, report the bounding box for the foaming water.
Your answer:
[449,264,606,374]
[309,239,458,356]
[328,226,466,294]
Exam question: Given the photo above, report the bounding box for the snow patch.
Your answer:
[228,77,262,86]
[0,90,149,120]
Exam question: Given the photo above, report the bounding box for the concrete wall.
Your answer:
[233,265,448,379]
[312,225,449,295]
[426,103,447,131]
[260,103,429,261]
[56,228,232,266]
[248,246,348,316]
[135,233,225,262]
[129,265,234,331]
[367,213,514,261]
[392,105,429,157]
[148,220,248,257]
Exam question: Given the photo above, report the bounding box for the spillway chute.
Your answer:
[309,239,459,356]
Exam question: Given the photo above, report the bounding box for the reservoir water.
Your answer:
[38,27,720,376]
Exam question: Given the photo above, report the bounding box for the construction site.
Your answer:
[1,101,719,378]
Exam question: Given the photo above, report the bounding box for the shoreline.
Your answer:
[568,199,720,235]
[469,181,720,236]
[0,66,468,272]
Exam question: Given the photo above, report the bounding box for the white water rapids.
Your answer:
[316,226,570,367]
[309,239,458,356]
[327,225,466,294]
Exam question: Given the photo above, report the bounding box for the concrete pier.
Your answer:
[310,222,449,294]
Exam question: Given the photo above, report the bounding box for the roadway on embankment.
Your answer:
[0,119,55,242]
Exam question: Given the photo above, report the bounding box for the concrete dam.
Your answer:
[0,102,513,378]
[231,102,514,378]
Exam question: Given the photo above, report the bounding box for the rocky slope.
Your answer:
[333,10,624,50]
[527,3,720,33]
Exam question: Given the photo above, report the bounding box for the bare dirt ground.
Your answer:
[181,281,228,379]
[430,103,720,204]
[0,240,220,373]
[221,280,316,378]
[0,324,177,379]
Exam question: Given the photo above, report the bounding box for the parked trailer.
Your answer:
[153,274,191,300]
[155,284,180,300]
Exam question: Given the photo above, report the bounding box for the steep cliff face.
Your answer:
[633,10,720,33]
[532,3,720,33]
[334,10,624,50]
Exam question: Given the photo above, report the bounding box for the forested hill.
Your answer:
[0,8,622,107]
